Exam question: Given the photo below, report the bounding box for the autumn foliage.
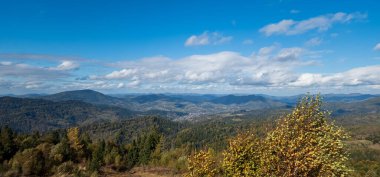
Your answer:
[263,95,350,176]
[222,132,263,177]
[186,149,218,177]
[187,95,351,177]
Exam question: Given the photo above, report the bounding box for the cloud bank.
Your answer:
[79,46,380,93]
[0,48,379,94]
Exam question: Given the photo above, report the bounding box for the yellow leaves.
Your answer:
[67,127,83,151]
[262,94,350,177]
[186,95,351,177]
[222,132,262,177]
[186,149,218,177]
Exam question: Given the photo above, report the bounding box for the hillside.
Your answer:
[209,94,267,105]
[80,116,183,143]
[0,93,379,176]
[3,90,380,133]
[0,96,135,132]
[39,90,289,117]
[41,89,127,106]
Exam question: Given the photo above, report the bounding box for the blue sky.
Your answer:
[0,0,380,95]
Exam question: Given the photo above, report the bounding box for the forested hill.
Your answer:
[0,96,135,132]
[80,116,183,143]
[41,89,126,106]
[2,90,380,133]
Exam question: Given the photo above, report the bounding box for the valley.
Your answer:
[0,90,380,176]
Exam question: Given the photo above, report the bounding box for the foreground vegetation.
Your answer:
[0,95,379,176]
[187,95,350,176]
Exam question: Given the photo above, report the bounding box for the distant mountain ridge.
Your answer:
[42,89,124,105]
[130,94,186,104]
[1,90,380,133]
[210,94,267,105]
[35,89,380,105]
[0,96,135,132]
[35,90,289,115]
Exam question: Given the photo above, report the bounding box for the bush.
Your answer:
[263,95,350,176]
[222,132,262,177]
[186,149,218,177]
[188,95,351,177]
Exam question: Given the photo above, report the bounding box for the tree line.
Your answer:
[0,125,162,176]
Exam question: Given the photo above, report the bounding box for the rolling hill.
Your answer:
[0,96,135,132]
[41,89,127,106]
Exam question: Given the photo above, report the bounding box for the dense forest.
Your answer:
[0,95,379,176]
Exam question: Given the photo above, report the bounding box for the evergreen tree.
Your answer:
[89,141,105,172]
[0,126,16,161]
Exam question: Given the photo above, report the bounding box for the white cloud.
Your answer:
[275,47,304,61]
[0,60,81,93]
[85,47,380,93]
[50,60,79,71]
[291,65,380,87]
[374,43,380,51]
[185,31,233,46]
[0,61,71,79]
[1,48,378,93]
[127,80,140,87]
[61,81,129,90]
[94,47,317,89]
[24,81,44,89]
[104,68,138,79]
[0,61,12,65]
[305,37,323,47]
[258,45,277,56]
[185,33,209,46]
[260,20,295,36]
[260,12,366,36]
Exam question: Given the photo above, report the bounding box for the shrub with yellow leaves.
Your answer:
[222,132,263,177]
[186,149,218,177]
[186,95,351,177]
[262,94,350,176]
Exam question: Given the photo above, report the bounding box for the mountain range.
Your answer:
[1,89,380,132]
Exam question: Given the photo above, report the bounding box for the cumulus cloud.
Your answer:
[93,46,319,90]
[374,43,380,51]
[83,46,380,93]
[260,12,367,36]
[185,31,233,46]
[291,65,380,87]
[1,48,378,93]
